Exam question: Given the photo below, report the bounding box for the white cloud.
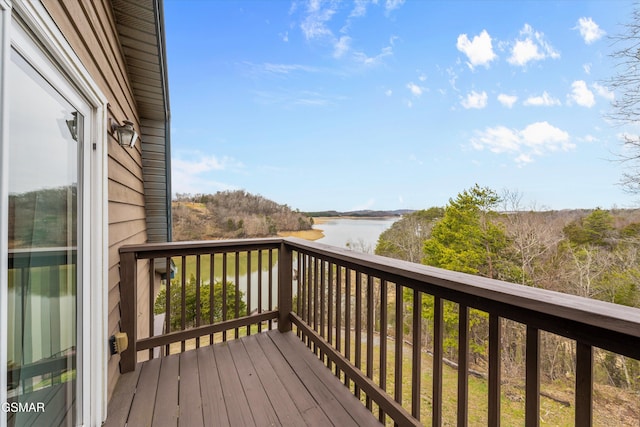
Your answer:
[172,154,242,195]
[583,63,592,74]
[575,17,605,44]
[334,35,351,58]
[385,89,393,96]
[508,24,559,67]
[407,82,423,97]
[456,30,497,69]
[385,0,404,12]
[300,0,337,40]
[350,0,372,18]
[471,121,574,164]
[592,82,614,101]
[258,63,320,74]
[523,91,561,107]
[354,45,393,66]
[569,80,595,107]
[461,90,488,109]
[497,93,518,108]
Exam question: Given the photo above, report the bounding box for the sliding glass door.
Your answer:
[6,41,88,426]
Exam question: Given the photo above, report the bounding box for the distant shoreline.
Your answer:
[278,228,324,241]
[279,216,397,242]
[311,216,397,225]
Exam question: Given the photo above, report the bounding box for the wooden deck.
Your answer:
[104,330,381,426]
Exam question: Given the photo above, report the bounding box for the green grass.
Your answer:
[172,250,278,283]
[309,328,617,427]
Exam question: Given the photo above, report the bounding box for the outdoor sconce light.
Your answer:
[66,112,79,141]
[111,119,138,148]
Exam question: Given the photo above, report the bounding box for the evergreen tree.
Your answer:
[423,184,510,279]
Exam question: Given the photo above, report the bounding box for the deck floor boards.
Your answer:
[105,330,381,426]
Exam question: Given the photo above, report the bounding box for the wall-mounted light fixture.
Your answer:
[66,112,79,141]
[111,119,138,148]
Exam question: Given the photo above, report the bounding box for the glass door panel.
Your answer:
[6,47,82,426]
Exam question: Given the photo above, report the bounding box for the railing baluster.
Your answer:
[345,268,351,388]
[355,271,362,399]
[149,259,155,359]
[412,289,422,421]
[335,265,342,377]
[165,256,171,355]
[258,249,263,333]
[235,251,240,339]
[525,326,540,427]
[314,257,319,355]
[180,255,186,352]
[295,251,301,336]
[327,261,334,370]
[575,342,593,427]
[195,255,201,348]
[458,304,469,427]
[488,313,501,427]
[379,279,388,424]
[209,253,215,344]
[320,259,326,362]
[247,250,251,336]
[306,254,312,347]
[433,295,443,426]
[222,253,227,342]
[299,253,305,341]
[268,249,273,330]
[366,275,374,411]
[395,283,403,406]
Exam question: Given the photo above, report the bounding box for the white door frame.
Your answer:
[0,1,108,425]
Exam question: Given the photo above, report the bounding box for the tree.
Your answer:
[154,273,246,331]
[375,208,444,263]
[421,185,512,362]
[423,184,510,280]
[500,190,562,286]
[608,6,640,192]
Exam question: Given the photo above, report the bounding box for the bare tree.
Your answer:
[501,190,563,286]
[608,6,640,192]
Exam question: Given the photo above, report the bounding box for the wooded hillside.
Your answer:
[172,191,313,240]
[376,185,640,396]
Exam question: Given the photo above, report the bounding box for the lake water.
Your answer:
[313,217,398,253]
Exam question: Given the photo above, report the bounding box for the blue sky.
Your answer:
[164,0,638,212]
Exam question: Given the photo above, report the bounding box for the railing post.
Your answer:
[575,342,593,427]
[278,241,293,332]
[119,251,137,373]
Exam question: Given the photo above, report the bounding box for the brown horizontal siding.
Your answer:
[108,203,146,225]
[108,160,145,194]
[108,180,145,206]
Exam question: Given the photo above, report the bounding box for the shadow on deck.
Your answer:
[104,330,380,426]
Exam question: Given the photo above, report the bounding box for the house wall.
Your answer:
[42,0,154,402]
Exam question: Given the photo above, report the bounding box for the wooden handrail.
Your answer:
[283,237,640,357]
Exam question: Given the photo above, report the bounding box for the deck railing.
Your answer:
[7,248,77,394]
[119,237,640,426]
